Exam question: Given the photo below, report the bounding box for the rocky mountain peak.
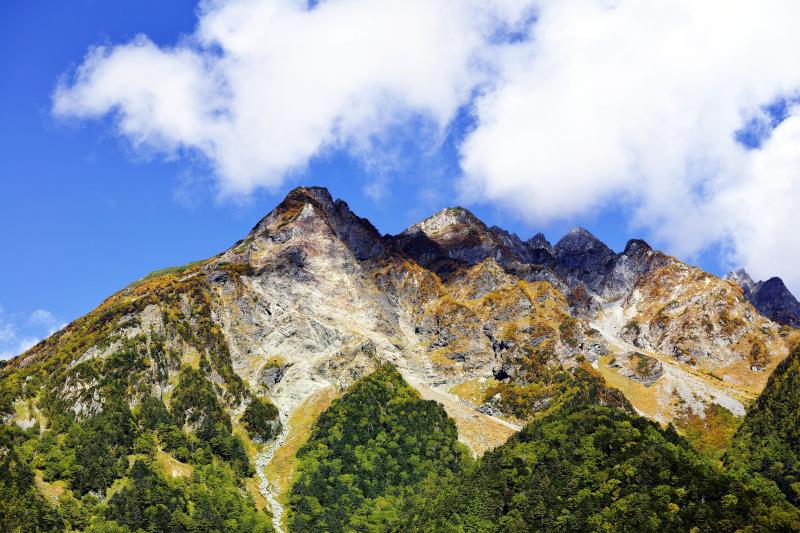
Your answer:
[288,185,335,205]
[4,183,798,531]
[237,185,386,261]
[248,185,334,231]
[724,268,757,293]
[724,269,799,327]
[598,238,664,299]
[528,232,554,254]
[402,206,486,238]
[554,227,613,256]
[622,238,652,256]
[395,207,520,272]
[553,227,616,292]
[750,277,800,328]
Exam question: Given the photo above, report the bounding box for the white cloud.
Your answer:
[53,0,800,293]
[0,307,61,360]
[54,0,534,197]
[0,324,15,344]
[0,338,40,361]
[459,0,800,292]
[29,309,57,326]
[712,108,800,288]
[48,323,68,336]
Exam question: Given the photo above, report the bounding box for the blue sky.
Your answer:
[2,0,799,358]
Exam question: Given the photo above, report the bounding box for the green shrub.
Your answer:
[241,396,281,442]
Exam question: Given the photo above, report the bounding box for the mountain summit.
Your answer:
[725,269,800,327]
[395,206,535,270]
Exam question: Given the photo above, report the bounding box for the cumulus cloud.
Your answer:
[0,324,15,344]
[459,0,800,292]
[54,0,534,196]
[711,108,800,288]
[53,0,800,293]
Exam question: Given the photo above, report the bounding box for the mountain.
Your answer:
[553,226,617,292]
[393,206,555,272]
[725,269,800,328]
[1,185,799,531]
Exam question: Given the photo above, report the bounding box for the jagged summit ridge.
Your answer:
[243,188,798,330]
[238,187,798,332]
[726,269,800,327]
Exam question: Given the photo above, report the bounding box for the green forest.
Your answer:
[287,364,467,532]
[3,334,800,532]
[725,347,800,506]
[0,353,278,532]
[287,363,800,532]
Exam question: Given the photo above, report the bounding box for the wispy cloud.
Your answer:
[0,324,15,344]
[0,307,62,360]
[52,0,800,293]
[29,309,57,326]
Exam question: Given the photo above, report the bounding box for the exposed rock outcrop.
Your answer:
[608,351,664,386]
[725,269,800,327]
[553,227,617,292]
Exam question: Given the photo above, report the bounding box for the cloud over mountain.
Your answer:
[0,306,62,359]
[459,1,800,293]
[53,0,800,292]
[53,0,532,195]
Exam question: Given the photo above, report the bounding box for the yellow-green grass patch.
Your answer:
[264,387,338,507]
[450,379,498,406]
[155,450,194,479]
[34,471,65,503]
[674,403,741,462]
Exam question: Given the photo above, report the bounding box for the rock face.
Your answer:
[608,351,664,386]
[601,239,664,298]
[553,227,617,292]
[528,232,554,255]
[725,269,800,328]
[3,185,797,464]
[725,269,757,293]
[394,207,535,271]
[750,278,800,328]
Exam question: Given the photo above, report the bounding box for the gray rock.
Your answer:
[612,351,664,387]
[258,363,289,389]
[553,227,617,292]
[725,269,800,327]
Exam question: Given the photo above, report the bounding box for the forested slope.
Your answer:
[726,346,800,506]
[288,364,467,532]
[287,365,800,532]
